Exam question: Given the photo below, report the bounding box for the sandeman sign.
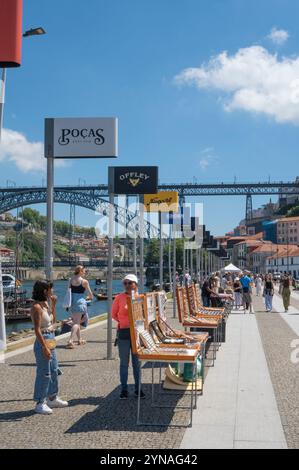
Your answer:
[144,191,179,213]
[109,166,158,195]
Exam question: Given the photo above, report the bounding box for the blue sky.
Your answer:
[1,0,299,235]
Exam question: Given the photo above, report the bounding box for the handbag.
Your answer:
[62,280,72,309]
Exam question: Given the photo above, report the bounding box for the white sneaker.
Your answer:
[47,397,69,408]
[35,402,53,415]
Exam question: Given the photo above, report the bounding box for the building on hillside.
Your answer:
[231,235,264,270]
[249,242,279,274]
[278,176,299,208]
[277,216,299,244]
[266,245,299,279]
[0,247,15,263]
[262,220,278,243]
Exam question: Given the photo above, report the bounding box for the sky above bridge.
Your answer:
[1,0,298,235]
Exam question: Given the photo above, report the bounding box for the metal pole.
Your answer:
[107,192,114,360]
[139,195,144,293]
[172,234,176,318]
[190,248,193,281]
[0,68,6,142]
[159,211,163,289]
[168,237,172,288]
[133,236,137,275]
[0,257,6,353]
[45,156,54,280]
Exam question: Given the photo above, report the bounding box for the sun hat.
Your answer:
[235,277,240,281]
[123,274,138,284]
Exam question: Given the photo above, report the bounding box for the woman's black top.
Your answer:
[234,282,241,292]
[264,281,273,294]
[71,282,85,294]
[201,280,211,298]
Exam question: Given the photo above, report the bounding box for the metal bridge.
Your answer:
[0,180,298,223]
[1,180,299,199]
[0,186,163,238]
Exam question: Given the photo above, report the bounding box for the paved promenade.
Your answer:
[1,292,299,449]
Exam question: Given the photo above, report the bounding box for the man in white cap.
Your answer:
[112,274,145,400]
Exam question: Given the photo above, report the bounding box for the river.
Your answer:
[5,279,127,335]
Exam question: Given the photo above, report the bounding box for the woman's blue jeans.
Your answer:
[265,294,273,311]
[33,332,59,403]
[118,338,140,392]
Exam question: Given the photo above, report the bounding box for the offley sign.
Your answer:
[109,166,158,195]
[45,117,118,158]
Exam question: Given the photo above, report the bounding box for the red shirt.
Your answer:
[112,293,130,329]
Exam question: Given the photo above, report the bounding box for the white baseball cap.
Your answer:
[123,274,138,284]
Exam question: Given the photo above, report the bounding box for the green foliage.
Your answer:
[286,205,299,217]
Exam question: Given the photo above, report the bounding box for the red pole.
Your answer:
[0,0,23,68]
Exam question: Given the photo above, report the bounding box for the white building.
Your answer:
[266,246,299,279]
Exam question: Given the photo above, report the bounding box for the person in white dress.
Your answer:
[255,275,263,296]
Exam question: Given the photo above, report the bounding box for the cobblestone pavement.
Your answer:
[0,304,203,449]
[254,294,299,449]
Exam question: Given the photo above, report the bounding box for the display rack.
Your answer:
[127,294,200,427]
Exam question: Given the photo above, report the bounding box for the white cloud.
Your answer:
[0,128,66,172]
[199,147,217,171]
[175,45,299,125]
[267,27,289,45]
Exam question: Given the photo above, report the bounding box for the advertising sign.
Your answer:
[0,0,23,68]
[45,117,118,158]
[109,166,158,195]
[144,191,179,213]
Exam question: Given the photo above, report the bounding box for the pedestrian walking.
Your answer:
[263,274,274,312]
[66,265,93,349]
[281,273,291,312]
[233,277,242,309]
[240,271,253,313]
[112,274,144,400]
[31,280,68,415]
[255,274,263,296]
[201,277,213,307]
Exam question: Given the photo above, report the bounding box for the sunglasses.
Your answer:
[123,281,134,286]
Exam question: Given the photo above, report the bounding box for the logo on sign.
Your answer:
[119,172,150,188]
[58,128,105,146]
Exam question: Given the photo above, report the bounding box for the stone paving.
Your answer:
[1,293,299,449]
[0,305,196,449]
[255,293,299,449]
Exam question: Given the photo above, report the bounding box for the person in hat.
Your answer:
[112,274,145,400]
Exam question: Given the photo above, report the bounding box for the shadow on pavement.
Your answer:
[0,409,35,422]
[66,385,189,434]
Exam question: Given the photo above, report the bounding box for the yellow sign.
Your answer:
[144,191,179,213]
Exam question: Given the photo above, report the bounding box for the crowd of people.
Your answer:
[195,270,293,314]
[29,265,294,415]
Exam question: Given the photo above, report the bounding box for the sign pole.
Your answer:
[107,191,114,360]
[0,257,6,354]
[45,156,54,280]
[159,211,163,290]
[172,233,176,318]
[139,195,144,293]
[0,68,6,142]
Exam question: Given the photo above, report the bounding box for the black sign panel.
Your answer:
[109,166,158,195]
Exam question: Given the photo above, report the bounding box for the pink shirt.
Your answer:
[112,293,130,329]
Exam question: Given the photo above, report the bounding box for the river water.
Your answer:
[6,279,126,335]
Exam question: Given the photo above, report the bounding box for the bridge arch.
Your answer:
[0,188,161,238]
